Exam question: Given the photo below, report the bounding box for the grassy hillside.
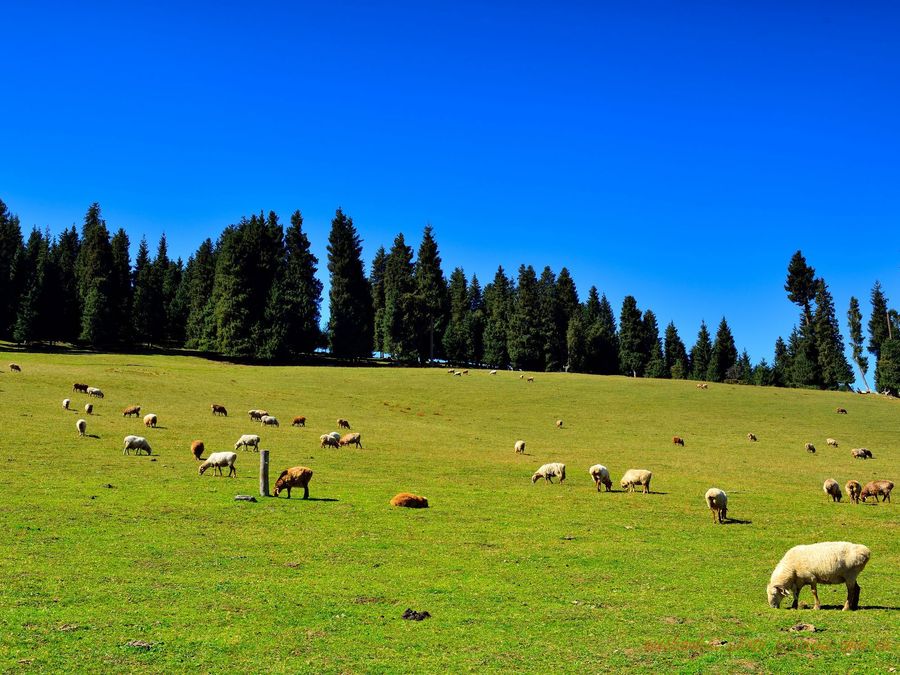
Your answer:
[0,351,896,673]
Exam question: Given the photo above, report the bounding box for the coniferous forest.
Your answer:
[1,199,898,393]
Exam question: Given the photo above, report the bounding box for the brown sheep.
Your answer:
[526,376,535,382]
[860,480,894,503]
[73,382,88,393]
[672,436,685,447]
[8,363,21,372]
[390,492,429,508]
[823,479,842,502]
[211,404,228,416]
[291,416,306,427]
[191,440,205,461]
[747,433,758,442]
[339,432,362,448]
[337,418,351,430]
[273,466,313,499]
[846,480,862,504]
[836,407,848,414]
[462,369,469,375]
[805,443,816,454]
[123,405,141,417]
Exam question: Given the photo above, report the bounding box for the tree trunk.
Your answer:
[854,360,871,392]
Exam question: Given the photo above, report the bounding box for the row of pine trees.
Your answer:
[1,199,897,392]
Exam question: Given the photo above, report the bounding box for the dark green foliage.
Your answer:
[538,266,565,371]
[772,336,788,386]
[466,275,485,364]
[847,296,869,391]
[566,312,588,372]
[13,229,52,344]
[726,349,753,384]
[689,321,712,380]
[483,266,512,369]
[0,199,23,338]
[706,317,738,382]
[132,237,157,345]
[443,267,469,363]
[785,324,821,388]
[642,310,667,378]
[109,229,133,345]
[664,321,689,379]
[618,296,645,376]
[370,246,388,357]
[51,226,81,343]
[784,250,817,325]
[555,268,579,369]
[327,209,373,358]
[752,358,775,386]
[381,233,418,361]
[183,239,217,350]
[874,338,900,394]
[75,203,116,346]
[590,293,619,375]
[413,226,448,363]
[812,279,852,389]
[509,265,543,370]
[165,258,187,346]
[867,281,891,360]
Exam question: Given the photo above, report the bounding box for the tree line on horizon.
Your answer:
[0,199,897,393]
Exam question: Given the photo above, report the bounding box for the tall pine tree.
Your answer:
[847,296,870,391]
[75,203,115,346]
[443,267,469,364]
[327,208,373,358]
[618,296,644,376]
[0,199,23,338]
[689,321,712,380]
[812,279,852,389]
[482,266,512,368]
[109,229,133,346]
[784,250,817,326]
[706,317,738,382]
[381,233,418,361]
[413,226,448,363]
[370,246,388,357]
[664,321,689,379]
[508,265,543,370]
[867,281,891,360]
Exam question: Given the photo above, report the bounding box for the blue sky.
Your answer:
[2,1,898,379]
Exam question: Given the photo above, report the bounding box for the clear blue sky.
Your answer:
[3,1,898,379]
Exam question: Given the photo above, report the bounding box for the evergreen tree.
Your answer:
[326,208,373,358]
[784,250,817,325]
[75,203,115,345]
[812,279,853,389]
[442,267,469,363]
[867,281,891,360]
[183,239,217,350]
[689,321,712,380]
[0,199,23,338]
[566,311,588,372]
[772,336,789,386]
[664,321,689,379]
[752,358,775,386]
[12,229,51,344]
[482,266,512,368]
[785,323,821,388]
[413,226,448,363]
[381,233,418,361]
[132,237,157,346]
[847,296,870,391]
[52,226,81,343]
[874,338,900,394]
[538,266,564,371]
[618,296,645,376]
[592,293,619,374]
[555,267,579,369]
[726,349,753,384]
[706,317,738,382]
[466,274,485,364]
[153,234,174,344]
[370,246,388,357]
[165,258,187,346]
[211,225,253,357]
[109,228,133,346]
[508,265,544,370]
[643,310,667,378]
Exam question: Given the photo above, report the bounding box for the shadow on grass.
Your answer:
[85,434,101,439]
[270,497,339,502]
[724,518,752,525]
[815,604,900,611]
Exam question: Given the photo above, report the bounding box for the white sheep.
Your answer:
[531,462,566,484]
[620,469,652,493]
[84,403,93,415]
[62,398,71,410]
[327,431,341,442]
[589,464,612,492]
[514,440,526,454]
[86,386,104,398]
[823,479,842,502]
[123,435,152,456]
[234,434,261,452]
[76,418,86,437]
[767,541,871,611]
[199,451,238,477]
[320,434,339,448]
[248,409,269,421]
[705,488,728,523]
[143,413,158,428]
[826,437,839,448]
[490,370,497,375]
[260,415,279,427]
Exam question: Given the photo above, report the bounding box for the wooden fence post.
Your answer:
[260,449,270,497]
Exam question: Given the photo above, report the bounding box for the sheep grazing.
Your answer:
[211,404,227,416]
[767,541,871,610]
[248,409,269,421]
[747,432,757,442]
[390,492,429,508]
[191,440,205,461]
[696,383,708,389]
[826,438,838,448]
[143,413,158,428]
[672,436,685,447]
[62,398,70,410]
[84,403,93,415]
[86,386,104,398]
[846,480,862,504]
[836,407,848,414]
[339,432,362,448]
[273,466,313,499]
[453,371,462,377]
[620,469,652,493]
[76,418,87,437]
[705,488,728,523]
[519,374,525,379]
[260,415,279,427]
[805,443,816,454]
[526,376,535,382]
[234,434,261,452]
[860,480,894,503]
[337,418,351,430]
[556,419,563,429]
[320,434,340,449]
[851,448,872,460]
[123,435,152,456]
[199,451,237,477]
[514,440,526,454]
[531,462,566,484]
[72,382,88,393]
[122,405,141,417]
[588,464,612,492]
[462,369,469,375]
[291,416,306,427]
[9,363,21,372]
[490,370,497,375]
[447,369,455,374]
[823,479,842,502]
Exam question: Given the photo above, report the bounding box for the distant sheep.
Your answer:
[526,376,534,382]
[672,436,685,447]
[860,480,893,503]
[143,413,158,428]
[291,416,306,427]
[260,415,279,427]
[84,403,93,415]
[462,369,469,375]
[339,432,362,448]
[490,370,497,375]
[589,464,612,492]
[556,419,563,429]
[211,404,227,416]
[705,488,728,523]
[531,462,566,484]
[273,466,313,499]
[234,434,260,452]
[73,383,88,393]
[454,371,462,377]
[123,435,151,456]
[696,383,708,389]
[826,438,838,448]
[823,479,842,502]
[390,492,429,508]
[191,440,205,461]
[767,541,870,610]
[620,469,652,493]
[86,387,104,398]
[846,480,862,504]
[805,443,816,454]
[62,398,70,410]
[851,448,871,460]
[320,434,340,449]
[76,418,86,437]
[9,363,21,372]
[514,440,526,454]
[747,433,757,442]
[836,407,848,414]
[123,405,141,417]
[248,409,268,421]
[337,418,351,429]
[199,451,237,477]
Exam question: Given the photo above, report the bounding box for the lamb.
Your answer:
[248,409,269,421]
[672,436,685,447]
[234,434,261,452]
[291,416,306,427]
[143,413,158,428]
[62,398,70,411]
[273,466,313,499]
[76,418,87,437]
[123,435,152,456]
[826,437,838,448]
[72,382,88,393]
[191,440,205,461]
[211,404,227,416]
[339,432,362,448]
[531,462,566,484]
[514,440,526,454]
[122,405,141,417]
[320,434,340,449]
[823,479,842,502]
[260,415,279,427]
[836,407,848,414]
[846,480,862,504]
[860,480,893,503]
[747,432,757,442]
[199,451,237,477]
[766,541,871,610]
[556,419,563,429]
[805,443,816,454]
[705,488,728,523]
[9,363,21,372]
[390,492,429,508]
[86,386,104,398]
[337,418,351,429]
[620,469,652,493]
[84,403,93,415]
[588,464,612,492]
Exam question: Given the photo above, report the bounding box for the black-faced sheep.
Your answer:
[199,451,237,477]
[390,492,428,508]
[747,432,757,442]
[851,448,873,460]
[123,405,141,417]
[248,409,268,421]
[320,434,340,449]
[260,415,279,427]
[672,436,685,446]
[556,419,563,429]
[846,480,862,504]
[123,435,151,456]
[767,541,870,610]
[234,434,260,452]
[805,443,816,454]
[84,403,93,415]
[9,363,21,372]
[76,418,86,437]
[823,479,842,502]
[339,432,362,448]
[273,466,313,499]
[531,462,566,484]
[86,386,104,398]
[860,480,893,503]
[62,398,70,411]
[588,464,612,492]
[620,469,652,493]
[705,488,728,523]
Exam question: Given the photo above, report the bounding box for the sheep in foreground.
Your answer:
[337,418,351,430]
[846,480,862,504]
[823,479,842,502]
[62,398,70,411]
[620,469,652,493]
[291,416,306,427]
[191,440,205,461]
[805,443,816,454]
[514,440,526,454]
[211,404,227,416]
[84,403,93,415]
[588,464,612,492]
[556,419,563,429]
[672,436,685,447]
[260,415,279,427]
[199,451,237,477]
[860,480,893,503]
[143,413,158,428]
[747,433,757,442]
[705,488,728,523]
[339,432,362,448]
[9,363,22,372]
[123,435,151,456]
[766,541,871,610]
[234,434,261,452]
[532,462,566,484]
[123,405,141,417]
[320,434,340,449]
[76,419,87,437]
[390,492,429,508]
[826,437,839,448]
[86,386,104,398]
[273,466,313,499]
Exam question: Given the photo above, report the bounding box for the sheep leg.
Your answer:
[790,587,800,609]
[302,484,309,500]
[810,584,821,610]
[286,486,291,499]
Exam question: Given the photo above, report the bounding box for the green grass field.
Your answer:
[0,350,896,673]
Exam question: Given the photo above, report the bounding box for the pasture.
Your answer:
[0,351,897,672]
